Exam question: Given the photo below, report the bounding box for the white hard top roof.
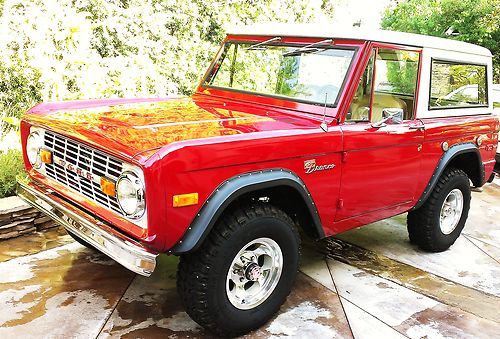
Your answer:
[227,23,491,57]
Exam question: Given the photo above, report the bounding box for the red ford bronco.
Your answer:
[18,24,499,336]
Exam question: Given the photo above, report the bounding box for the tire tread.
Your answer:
[177,203,299,337]
[407,167,470,252]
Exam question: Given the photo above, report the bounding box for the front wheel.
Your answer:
[407,167,471,252]
[67,230,96,250]
[177,203,300,337]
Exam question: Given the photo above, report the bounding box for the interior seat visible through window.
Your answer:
[346,47,420,123]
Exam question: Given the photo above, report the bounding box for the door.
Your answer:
[336,46,424,221]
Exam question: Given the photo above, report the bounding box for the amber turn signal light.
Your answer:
[100,177,116,197]
[40,149,53,164]
[173,193,199,207]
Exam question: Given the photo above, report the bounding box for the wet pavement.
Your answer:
[0,175,499,338]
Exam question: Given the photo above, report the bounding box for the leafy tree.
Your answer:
[0,0,336,126]
[0,59,42,135]
[384,50,419,95]
[382,0,500,82]
[276,56,303,97]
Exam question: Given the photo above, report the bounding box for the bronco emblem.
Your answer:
[304,159,335,174]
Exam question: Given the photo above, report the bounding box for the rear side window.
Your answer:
[429,60,487,109]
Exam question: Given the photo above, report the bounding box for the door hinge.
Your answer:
[337,198,344,209]
[341,151,348,163]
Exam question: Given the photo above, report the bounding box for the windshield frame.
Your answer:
[200,39,359,110]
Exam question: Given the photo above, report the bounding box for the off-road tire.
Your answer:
[67,231,96,250]
[177,203,300,337]
[407,167,471,252]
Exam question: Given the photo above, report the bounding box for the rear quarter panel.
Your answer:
[417,115,499,198]
[414,47,498,195]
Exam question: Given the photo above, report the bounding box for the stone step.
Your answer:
[0,219,35,232]
[0,227,36,239]
[0,196,30,214]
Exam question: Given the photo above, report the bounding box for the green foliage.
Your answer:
[382,0,500,82]
[276,57,303,97]
[0,0,335,119]
[1,116,20,126]
[0,149,25,198]
[386,61,417,94]
[384,51,419,95]
[0,59,43,134]
[212,43,284,95]
[430,62,487,106]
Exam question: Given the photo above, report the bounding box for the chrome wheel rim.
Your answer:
[226,237,283,310]
[439,189,464,235]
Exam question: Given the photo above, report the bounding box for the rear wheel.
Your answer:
[407,167,471,252]
[177,203,300,337]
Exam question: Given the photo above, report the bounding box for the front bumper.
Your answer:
[17,180,158,276]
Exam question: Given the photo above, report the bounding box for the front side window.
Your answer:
[346,48,420,122]
[346,51,375,122]
[371,48,420,122]
[205,41,356,106]
[429,60,487,108]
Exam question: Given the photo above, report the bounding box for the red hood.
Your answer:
[23,95,320,162]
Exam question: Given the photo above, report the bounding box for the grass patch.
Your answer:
[0,149,25,198]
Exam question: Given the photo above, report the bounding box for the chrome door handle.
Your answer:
[408,124,425,131]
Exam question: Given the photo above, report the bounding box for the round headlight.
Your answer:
[116,171,145,219]
[27,131,43,169]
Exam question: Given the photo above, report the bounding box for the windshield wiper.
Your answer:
[283,39,333,57]
[246,37,281,50]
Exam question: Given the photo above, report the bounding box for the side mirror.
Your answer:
[372,108,404,128]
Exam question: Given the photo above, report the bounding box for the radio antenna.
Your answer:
[320,92,328,132]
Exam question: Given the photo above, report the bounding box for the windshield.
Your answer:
[204,42,356,106]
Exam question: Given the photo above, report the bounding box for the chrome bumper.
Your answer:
[17,180,158,276]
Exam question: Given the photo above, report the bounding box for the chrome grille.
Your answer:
[43,131,124,215]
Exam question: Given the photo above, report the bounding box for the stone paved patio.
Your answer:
[0,176,499,338]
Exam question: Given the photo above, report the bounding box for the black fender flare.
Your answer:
[413,143,483,210]
[170,169,323,254]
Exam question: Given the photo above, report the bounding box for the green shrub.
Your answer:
[0,59,43,136]
[0,149,25,198]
